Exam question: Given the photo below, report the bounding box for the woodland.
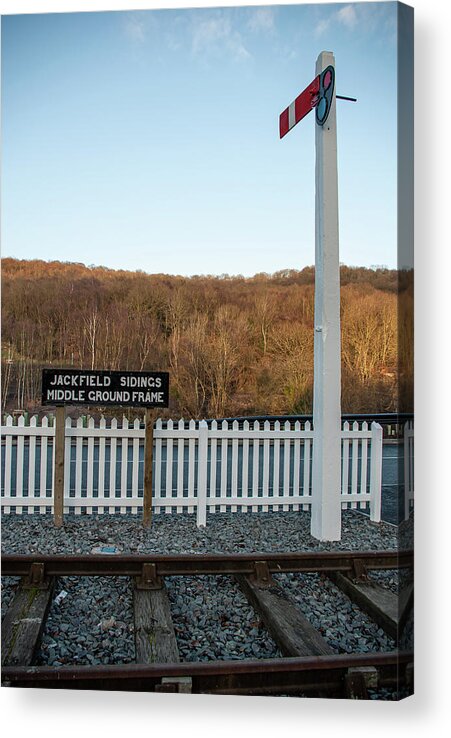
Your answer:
[1,258,413,418]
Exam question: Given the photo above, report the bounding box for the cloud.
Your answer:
[190,12,251,62]
[191,16,231,53]
[314,2,396,40]
[336,5,358,29]
[123,13,147,44]
[247,7,276,34]
[227,34,252,61]
[315,4,359,36]
[315,18,330,37]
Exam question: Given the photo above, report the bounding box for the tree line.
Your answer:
[1,258,413,418]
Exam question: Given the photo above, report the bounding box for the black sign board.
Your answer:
[42,369,169,408]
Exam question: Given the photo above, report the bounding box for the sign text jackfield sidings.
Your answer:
[42,369,169,408]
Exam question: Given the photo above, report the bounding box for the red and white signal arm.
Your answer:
[279,65,335,138]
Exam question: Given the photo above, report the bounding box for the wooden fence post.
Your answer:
[143,410,154,528]
[53,406,65,527]
[197,420,208,527]
[369,422,383,523]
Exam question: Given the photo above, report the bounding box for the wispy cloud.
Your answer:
[315,18,330,37]
[123,13,146,44]
[121,9,253,63]
[314,1,397,41]
[315,3,361,36]
[191,16,231,54]
[336,5,358,30]
[247,7,276,34]
[123,11,159,45]
[190,12,251,62]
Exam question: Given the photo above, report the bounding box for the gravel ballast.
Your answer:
[1,510,412,694]
[1,509,402,555]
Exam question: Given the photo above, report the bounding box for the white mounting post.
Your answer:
[311,50,342,541]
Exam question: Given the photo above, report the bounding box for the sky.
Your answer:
[2,1,406,276]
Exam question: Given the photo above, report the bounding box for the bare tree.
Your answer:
[252,293,278,355]
[83,307,99,370]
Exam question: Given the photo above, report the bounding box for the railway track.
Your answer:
[1,549,413,698]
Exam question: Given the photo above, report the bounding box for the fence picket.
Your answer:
[360,422,369,507]
[262,420,270,511]
[109,418,118,513]
[15,415,25,513]
[188,420,196,513]
[197,420,208,526]
[87,417,95,514]
[64,417,71,514]
[273,421,280,511]
[98,417,106,514]
[74,417,83,514]
[176,420,185,513]
[231,420,239,512]
[252,421,260,511]
[342,421,350,500]
[165,420,173,514]
[241,420,250,513]
[39,416,49,513]
[131,418,140,515]
[3,416,13,513]
[351,421,359,508]
[303,421,312,510]
[209,420,217,511]
[220,421,228,512]
[283,421,290,511]
[120,417,128,514]
[292,421,301,511]
[27,416,38,514]
[155,419,163,514]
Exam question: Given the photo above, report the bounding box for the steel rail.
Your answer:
[2,651,413,694]
[1,549,413,579]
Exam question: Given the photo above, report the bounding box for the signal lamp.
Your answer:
[316,65,335,126]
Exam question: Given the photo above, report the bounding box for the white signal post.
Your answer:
[279,50,343,541]
[311,50,342,541]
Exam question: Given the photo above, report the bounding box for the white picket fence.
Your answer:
[1,415,384,525]
[404,420,414,520]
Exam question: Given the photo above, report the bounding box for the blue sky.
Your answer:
[2,2,403,276]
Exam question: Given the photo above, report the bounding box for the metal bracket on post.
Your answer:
[135,562,163,590]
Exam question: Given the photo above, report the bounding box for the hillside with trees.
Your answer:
[1,258,413,418]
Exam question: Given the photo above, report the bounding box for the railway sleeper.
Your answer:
[236,573,333,658]
[328,571,413,643]
[134,581,180,665]
[1,576,55,667]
